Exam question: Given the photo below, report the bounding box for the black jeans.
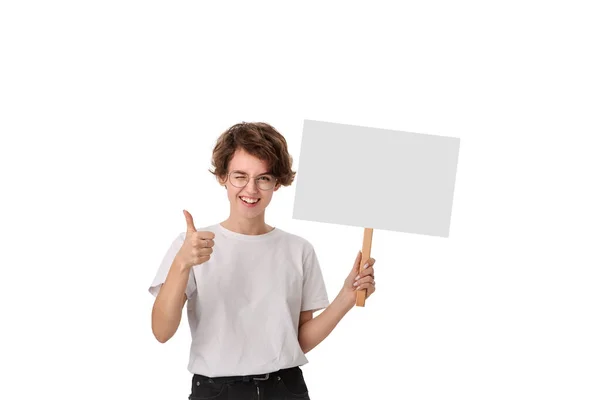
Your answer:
[189,366,311,400]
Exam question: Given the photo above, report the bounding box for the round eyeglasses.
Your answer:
[227,171,277,190]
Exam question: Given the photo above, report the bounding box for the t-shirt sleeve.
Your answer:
[301,241,330,312]
[148,232,197,300]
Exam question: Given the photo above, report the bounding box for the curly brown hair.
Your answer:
[208,122,296,187]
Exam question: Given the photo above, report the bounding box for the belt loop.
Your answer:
[242,376,250,383]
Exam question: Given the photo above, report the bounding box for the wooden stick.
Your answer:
[356,227,373,307]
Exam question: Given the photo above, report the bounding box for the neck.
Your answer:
[221,215,273,236]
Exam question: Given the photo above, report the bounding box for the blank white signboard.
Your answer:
[292,119,461,238]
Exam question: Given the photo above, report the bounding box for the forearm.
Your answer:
[298,291,355,353]
[152,257,190,343]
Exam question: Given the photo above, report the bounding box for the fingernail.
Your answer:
[355,275,360,281]
[353,282,358,286]
[363,263,369,269]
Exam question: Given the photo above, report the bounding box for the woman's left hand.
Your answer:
[341,250,376,302]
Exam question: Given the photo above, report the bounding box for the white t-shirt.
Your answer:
[148,223,330,377]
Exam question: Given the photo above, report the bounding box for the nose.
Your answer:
[245,179,259,194]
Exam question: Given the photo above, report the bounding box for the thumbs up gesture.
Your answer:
[175,210,216,270]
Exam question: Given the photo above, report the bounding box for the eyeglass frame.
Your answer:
[225,170,278,191]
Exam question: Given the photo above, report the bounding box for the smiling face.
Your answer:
[219,148,280,223]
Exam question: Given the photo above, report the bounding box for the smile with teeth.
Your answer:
[240,196,260,204]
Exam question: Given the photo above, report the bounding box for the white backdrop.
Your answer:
[1,1,599,399]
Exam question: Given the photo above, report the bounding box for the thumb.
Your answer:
[183,209,196,235]
[351,250,362,275]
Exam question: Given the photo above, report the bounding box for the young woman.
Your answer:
[149,122,376,400]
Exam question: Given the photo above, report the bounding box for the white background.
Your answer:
[1,1,599,399]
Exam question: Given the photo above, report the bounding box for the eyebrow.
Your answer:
[231,170,271,175]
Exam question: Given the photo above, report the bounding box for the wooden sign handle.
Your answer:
[356,227,373,307]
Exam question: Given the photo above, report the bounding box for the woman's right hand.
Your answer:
[175,209,215,270]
